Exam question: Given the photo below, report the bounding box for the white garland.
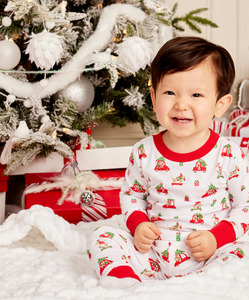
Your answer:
[0,4,146,99]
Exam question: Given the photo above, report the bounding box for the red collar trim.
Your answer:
[153,129,219,162]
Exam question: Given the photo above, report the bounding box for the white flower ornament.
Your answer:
[25,30,63,70]
[116,36,153,73]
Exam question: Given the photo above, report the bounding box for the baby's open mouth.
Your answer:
[173,117,192,123]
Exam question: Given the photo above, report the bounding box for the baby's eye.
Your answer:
[192,93,202,98]
[165,91,175,95]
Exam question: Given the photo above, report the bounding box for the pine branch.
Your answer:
[186,7,208,17]
[137,109,160,136]
[156,15,171,26]
[171,20,185,32]
[126,22,136,37]
[3,146,43,175]
[171,6,218,33]
[185,19,202,34]
[54,141,74,158]
[51,97,78,128]
[188,16,218,28]
[74,102,114,130]
[170,3,178,18]
[3,150,28,175]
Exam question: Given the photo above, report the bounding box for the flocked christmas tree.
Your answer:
[0,0,218,174]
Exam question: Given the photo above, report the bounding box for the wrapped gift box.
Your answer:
[24,169,125,224]
[0,164,9,224]
[229,109,249,137]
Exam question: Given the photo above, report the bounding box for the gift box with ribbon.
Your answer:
[229,79,249,137]
[229,109,249,137]
[0,164,9,224]
[24,170,124,224]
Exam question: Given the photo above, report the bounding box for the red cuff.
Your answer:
[209,220,236,248]
[126,211,149,236]
[107,266,141,282]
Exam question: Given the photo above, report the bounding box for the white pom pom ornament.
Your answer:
[46,21,55,30]
[41,115,50,123]
[116,36,153,73]
[7,94,16,103]
[25,30,63,70]
[24,99,33,108]
[2,17,12,27]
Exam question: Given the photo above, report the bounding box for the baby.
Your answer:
[87,36,249,288]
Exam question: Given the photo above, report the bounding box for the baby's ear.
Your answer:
[214,94,232,118]
[150,87,156,112]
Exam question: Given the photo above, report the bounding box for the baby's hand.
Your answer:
[185,230,217,261]
[134,222,162,254]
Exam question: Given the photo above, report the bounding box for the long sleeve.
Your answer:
[221,147,249,239]
[120,142,149,235]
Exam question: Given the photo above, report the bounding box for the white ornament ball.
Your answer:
[46,21,55,30]
[24,99,33,108]
[0,40,21,70]
[25,31,63,70]
[116,36,153,73]
[7,94,16,103]
[2,16,12,27]
[54,75,95,113]
[41,115,50,123]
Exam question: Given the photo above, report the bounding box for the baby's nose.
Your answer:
[174,98,189,110]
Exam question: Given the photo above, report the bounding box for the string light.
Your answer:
[148,79,152,86]
[52,130,57,139]
[11,34,20,41]
[111,55,118,61]
[63,128,71,134]
[39,124,45,131]
[98,3,103,9]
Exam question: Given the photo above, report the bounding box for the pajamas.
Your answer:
[87,130,249,279]
[87,225,249,280]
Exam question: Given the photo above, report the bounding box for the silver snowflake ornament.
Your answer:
[80,191,95,206]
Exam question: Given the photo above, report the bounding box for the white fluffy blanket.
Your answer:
[0,205,249,300]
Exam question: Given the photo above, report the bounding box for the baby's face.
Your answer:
[150,60,223,145]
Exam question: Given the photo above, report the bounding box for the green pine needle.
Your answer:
[171,3,178,17]
[188,16,218,28]
[157,15,171,26]
[185,19,202,34]
[186,8,208,17]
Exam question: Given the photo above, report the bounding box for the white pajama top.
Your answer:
[120,130,249,244]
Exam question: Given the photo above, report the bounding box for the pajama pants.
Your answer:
[87,225,249,280]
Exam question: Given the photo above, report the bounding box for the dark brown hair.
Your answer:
[151,36,235,101]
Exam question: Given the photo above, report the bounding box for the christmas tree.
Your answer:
[0,0,218,174]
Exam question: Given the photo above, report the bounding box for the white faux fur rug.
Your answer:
[0,205,249,300]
